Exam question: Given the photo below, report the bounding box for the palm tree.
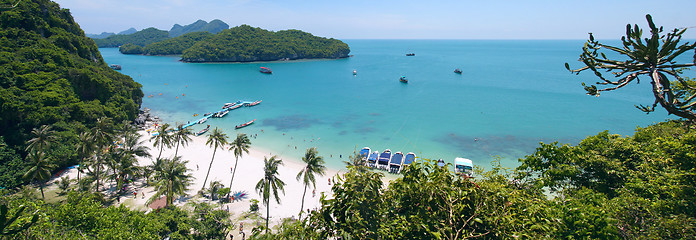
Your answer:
[171,124,193,158]
[255,156,285,233]
[26,125,56,153]
[148,156,193,207]
[202,127,228,192]
[90,117,114,192]
[296,147,326,217]
[75,132,95,181]
[23,151,56,199]
[207,180,224,200]
[226,133,250,199]
[150,123,173,160]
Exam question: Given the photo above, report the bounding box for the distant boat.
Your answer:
[259,67,272,74]
[406,53,415,56]
[235,119,256,129]
[222,102,236,109]
[389,152,404,174]
[228,104,242,110]
[454,157,474,177]
[196,125,210,136]
[353,69,357,75]
[218,110,229,118]
[454,68,462,74]
[367,151,379,168]
[399,76,408,83]
[244,100,262,107]
[378,149,392,170]
[197,117,208,124]
[110,64,121,70]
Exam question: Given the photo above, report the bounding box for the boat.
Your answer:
[399,76,408,83]
[402,152,416,170]
[193,113,199,117]
[228,104,242,110]
[235,119,256,129]
[259,67,272,74]
[378,149,392,170]
[406,53,415,56]
[218,110,229,118]
[359,147,371,161]
[437,159,446,167]
[353,69,357,75]
[367,151,379,168]
[197,117,208,124]
[109,64,121,70]
[454,68,462,74]
[244,100,262,107]
[454,157,474,177]
[222,102,237,109]
[389,152,404,174]
[196,125,210,136]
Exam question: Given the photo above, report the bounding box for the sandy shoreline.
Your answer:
[135,129,343,227]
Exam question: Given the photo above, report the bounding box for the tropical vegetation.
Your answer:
[202,127,228,192]
[181,25,351,62]
[255,155,285,233]
[296,147,326,217]
[227,133,250,199]
[93,27,169,48]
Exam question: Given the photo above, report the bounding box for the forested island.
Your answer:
[180,25,351,62]
[2,0,696,239]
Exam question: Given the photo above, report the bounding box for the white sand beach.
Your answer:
[135,130,342,228]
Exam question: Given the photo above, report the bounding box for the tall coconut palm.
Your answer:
[148,156,193,207]
[296,147,326,217]
[23,151,56,199]
[202,127,228,192]
[26,125,57,153]
[171,124,192,158]
[226,133,250,199]
[150,123,173,160]
[255,156,285,233]
[90,117,114,192]
[112,132,150,192]
[75,132,95,181]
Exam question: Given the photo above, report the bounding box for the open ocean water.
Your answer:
[100,40,672,170]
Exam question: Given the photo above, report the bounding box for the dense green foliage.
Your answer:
[93,27,169,48]
[130,32,214,55]
[181,25,350,62]
[0,0,143,188]
[169,19,228,38]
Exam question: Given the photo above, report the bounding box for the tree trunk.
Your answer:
[40,182,45,199]
[201,147,217,192]
[226,156,239,200]
[157,144,164,160]
[299,184,307,217]
[266,198,270,233]
[174,140,180,158]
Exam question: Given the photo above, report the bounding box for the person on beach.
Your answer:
[134,191,137,198]
[328,178,331,185]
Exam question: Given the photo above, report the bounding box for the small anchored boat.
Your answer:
[406,53,415,56]
[403,152,416,168]
[454,157,474,177]
[244,100,262,107]
[367,151,379,168]
[197,117,208,124]
[235,119,256,129]
[109,64,121,70]
[378,149,392,170]
[359,147,371,164]
[399,76,408,83]
[454,68,462,74]
[222,103,236,109]
[259,67,272,74]
[389,152,404,174]
[353,69,357,75]
[196,125,210,136]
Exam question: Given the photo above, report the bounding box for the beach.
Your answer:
[134,129,341,229]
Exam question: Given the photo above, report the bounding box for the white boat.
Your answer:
[218,110,229,118]
[359,147,371,162]
[353,69,357,75]
[454,157,474,177]
[367,151,379,168]
[378,149,392,170]
[197,117,208,124]
[389,152,404,174]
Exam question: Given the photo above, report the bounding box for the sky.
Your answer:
[53,0,696,39]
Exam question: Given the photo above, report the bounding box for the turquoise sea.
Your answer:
[100,40,671,170]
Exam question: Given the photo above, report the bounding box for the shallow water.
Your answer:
[100,39,671,170]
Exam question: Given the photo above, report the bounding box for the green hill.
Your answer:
[93,27,169,47]
[120,31,215,55]
[181,25,350,62]
[169,19,228,38]
[0,0,143,188]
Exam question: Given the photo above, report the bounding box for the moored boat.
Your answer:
[378,149,392,170]
[197,117,208,124]
[454,157,474,177]
[228,104,242,110]
[403,152,416,169]
[399,76,408,83]
[454,68,462,74]
[109,64,121,70]
[235,119,256,129]
[222,102,236,109]
[367,151,379,168]
[406,53,415,56]
[389,152,404,173]
[196,125,210,136]
[218,110,229,118]
[359,147,371,161]
[259,67,272,74]
[244,100,262,107]
[353,69,357,75]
